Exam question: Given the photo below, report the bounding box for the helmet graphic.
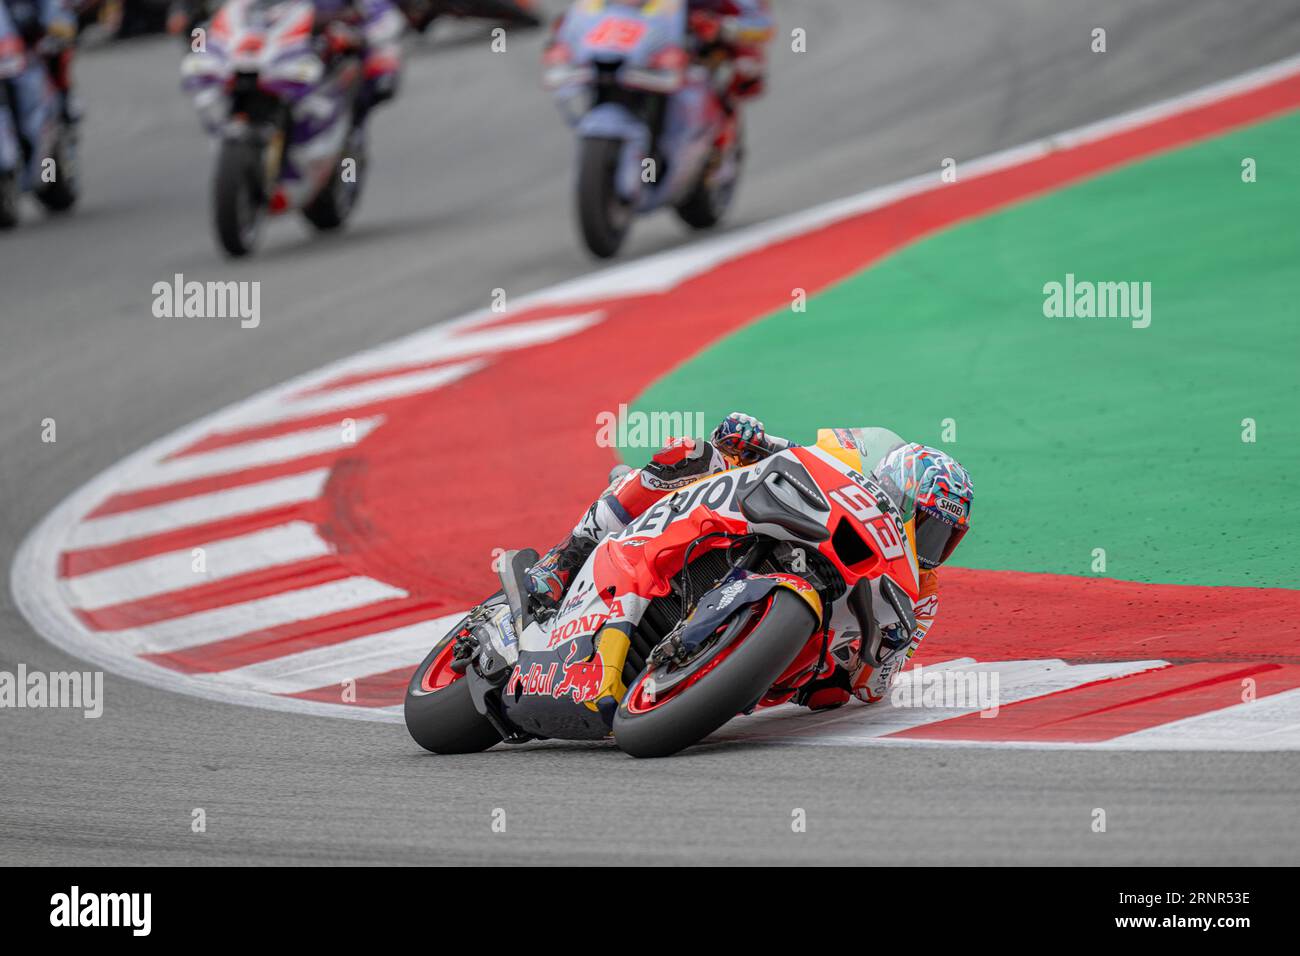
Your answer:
[874,443,974,570]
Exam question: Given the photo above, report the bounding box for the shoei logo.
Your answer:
[49,886,151,936]
[937,498,965,520]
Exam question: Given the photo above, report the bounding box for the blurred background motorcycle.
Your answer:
[181,0,374,256]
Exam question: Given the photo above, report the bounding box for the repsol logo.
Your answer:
[614,469,760,540]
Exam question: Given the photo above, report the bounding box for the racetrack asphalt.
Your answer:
[3,0,1300,865]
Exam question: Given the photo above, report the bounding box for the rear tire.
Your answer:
[576,136,632,259]
[675,120,742,231]
[614,589,817,758]
[302,128,366,231]
[213,139,264,257]
[0,170,18,229]
[34,124,78,213]
[404,618,503,755]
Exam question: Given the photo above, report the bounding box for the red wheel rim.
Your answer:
[624,597,774,715]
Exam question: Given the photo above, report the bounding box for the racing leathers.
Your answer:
[0,0,76,193]
[688,0,774,102]
[526,414,940,710]
[312,0,404,120]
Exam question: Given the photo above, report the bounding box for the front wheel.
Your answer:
[614,589,817,758]
[576,136,633,259]
[212,138,265,257]
[404,615,503,755]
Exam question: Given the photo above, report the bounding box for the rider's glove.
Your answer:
[711,412,771,465]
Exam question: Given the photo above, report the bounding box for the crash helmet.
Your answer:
[874,443,973,570]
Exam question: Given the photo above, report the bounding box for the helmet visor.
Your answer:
[915,507,967,569]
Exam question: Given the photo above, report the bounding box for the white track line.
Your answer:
[69,469,331,550]
[117,418,382,493]
[295,311,606,383]
[14,53,1300,729]
[63,522,330,611]
[226,360,485,430]
[205,613,466,694]
[104,577,409,655]
[724,658,1167,744]
[1107,687,1300,750]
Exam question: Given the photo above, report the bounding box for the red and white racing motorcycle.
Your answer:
[404,427,923,758]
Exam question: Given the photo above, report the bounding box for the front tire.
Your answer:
[576,136,632,259]
[404,618,503,755]
[212,138,264,257]
[614,589,817,758]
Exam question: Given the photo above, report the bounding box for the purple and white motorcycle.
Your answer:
[181,0,367,256]
[543,0,742,258]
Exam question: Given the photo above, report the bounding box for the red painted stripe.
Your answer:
[168,404,398,459]
[891,662,1300,742]
[60,502,321,578]
[86,453,340,518]
[916,568,1300,665]
[73,557,349,631]
[141,596,448,674]
[283,665,411,707]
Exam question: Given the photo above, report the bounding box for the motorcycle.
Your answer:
[542,0,742,258]
[181,0,369,256]
[405,428,924,758]
[0,1,78,229]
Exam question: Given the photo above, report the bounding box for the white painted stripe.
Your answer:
[117,417,382,492]
[1107,687,1300,750]
[207,612,466,694]
[104,577,408,654]
[226,360,484,430]
[69,469,330,550]
[723,658,1168,744]
[64,521,330,611]
[303,312,604,382]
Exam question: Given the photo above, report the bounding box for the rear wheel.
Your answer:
[302,128,366,231]
[212,139,264,257]
[404,613,503,755]
[675,119,742,230]
[614,589,817,758]
[0,169,18,229]
[34,123,79,213]
[576,136,632,259]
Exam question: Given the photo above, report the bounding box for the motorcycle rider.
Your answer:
[525,413,975,711]
[0,0,76,224]
[170,0,402,121]
[687,0,773,104]
[0,0,77,116]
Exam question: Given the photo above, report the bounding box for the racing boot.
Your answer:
[524,531,597,610]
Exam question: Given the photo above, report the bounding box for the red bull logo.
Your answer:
[553,643,605,703]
